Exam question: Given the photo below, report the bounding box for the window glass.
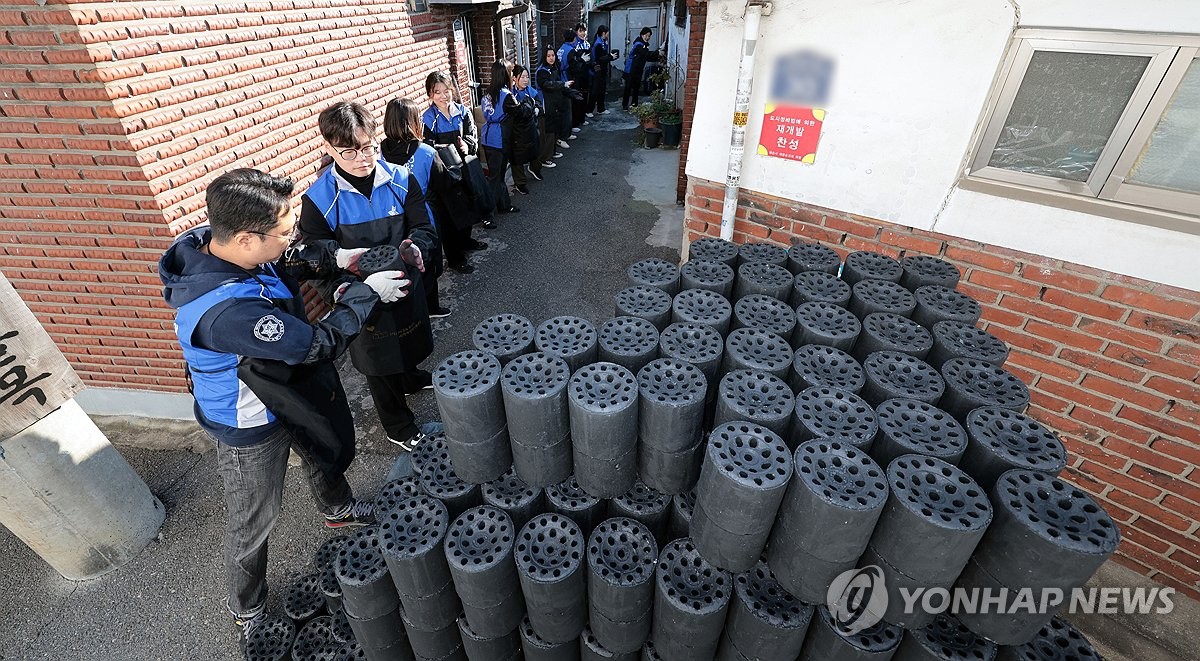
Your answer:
[1127,58,1200,194]
[988,51,1149,181]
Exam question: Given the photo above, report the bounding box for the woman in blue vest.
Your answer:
[481,59,528,215]
[422,71,496,234]
[510,65,544,193]
[535,47,572,159]
[623,27,659,110]
[588,25,619,115]
[298,101,437,449]
[382,97,453,314]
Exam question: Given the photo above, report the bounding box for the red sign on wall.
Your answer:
[758,104,825,163]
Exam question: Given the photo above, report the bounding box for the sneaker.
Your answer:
[596,109,607,115]
[429,306,451,319]
[571,127,581,134]
[542,161,556,168]
[567,134,578,141]
[556,139,570,148]
[235,608,267,649]
[325,499,375,528]
[481,218,497,229]
[585,112,594,118]
[464,239,488,251]
[553,152,564,158]
[582,120,590,126]
[498,205,520,214]
[529,169,543,182]
[515,184,530,195]
[448,260,475,274]
[391,430,431,453]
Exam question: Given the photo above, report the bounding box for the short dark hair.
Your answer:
[595,25,609,39]
[640,27,653,37]
[562,29,576,43]
[575,22,586,32]
[425,70,455,98]
[318,101,376,148]
[206,168,294,243]
[384,97,424,144]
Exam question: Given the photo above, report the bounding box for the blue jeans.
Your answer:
[214,425,353,617]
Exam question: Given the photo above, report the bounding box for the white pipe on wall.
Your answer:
[719,1,769,241]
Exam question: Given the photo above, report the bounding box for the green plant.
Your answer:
[632,90,676,124]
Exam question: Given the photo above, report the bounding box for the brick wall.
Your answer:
[684,177,1200,600]
[541,0,586,54]
[676,0,706,203]
[0,1,497,392]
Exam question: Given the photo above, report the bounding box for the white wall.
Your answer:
[685,0,1200,290]
[666,9,689,108]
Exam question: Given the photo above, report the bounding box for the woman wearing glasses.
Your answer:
[298,101,438,451]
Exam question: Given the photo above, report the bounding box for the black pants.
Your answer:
[571,88,590,127]
[363,372,421,442]
[622,71,643,108]
[590,72,608,113]
[483,146,512,211]
[441,222,473,267]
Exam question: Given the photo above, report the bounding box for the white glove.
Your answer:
[335,247,369,270]
[364,270,410,304]
[399,239,425,272]
[581,53,592,63]
[611,49,620,59]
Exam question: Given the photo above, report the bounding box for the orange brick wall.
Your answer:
[675,0,706,203]
[0,1,505,391]
[684,177,1200,600]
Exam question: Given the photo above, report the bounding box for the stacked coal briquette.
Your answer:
[284,238,1113,661]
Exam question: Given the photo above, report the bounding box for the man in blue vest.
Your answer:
[299,101,438,451]
[159,168,409,643]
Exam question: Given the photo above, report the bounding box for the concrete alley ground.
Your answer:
[0,110,683,660]
[1,110,1195,661]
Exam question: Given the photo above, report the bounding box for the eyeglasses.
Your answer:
[335,143,378,161]
[253,222,299,243]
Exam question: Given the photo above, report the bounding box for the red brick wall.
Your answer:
[0,1,476,392]
[684,177,1200,600]
[541,0,586,55]
[676,0,706,203]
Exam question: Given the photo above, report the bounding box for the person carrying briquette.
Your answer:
[422,70,497,236]
[623,27,660,110]
[159,167,410,644]
[588,25,619,115]
[299,101,437,451]
[532,47,569,168]
[510,64,545,191]
[480,59,529,215]
[381,97,454,317]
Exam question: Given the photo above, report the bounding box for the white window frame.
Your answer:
[963,29,1200,235]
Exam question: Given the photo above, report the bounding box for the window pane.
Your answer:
[988,51,1149,181]
[1127,58,1200,194]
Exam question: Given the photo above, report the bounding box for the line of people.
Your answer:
[158,28,666,648]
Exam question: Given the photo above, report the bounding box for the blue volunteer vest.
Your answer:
[404,143,438,229]
[174,265,292,430]
[305,160,411,246]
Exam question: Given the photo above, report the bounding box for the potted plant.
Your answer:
[659,107,683,147]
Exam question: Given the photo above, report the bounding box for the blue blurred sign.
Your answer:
[770,50,835,106]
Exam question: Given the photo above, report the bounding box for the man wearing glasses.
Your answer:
[159,168,411,641]
[299,101,439,451]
